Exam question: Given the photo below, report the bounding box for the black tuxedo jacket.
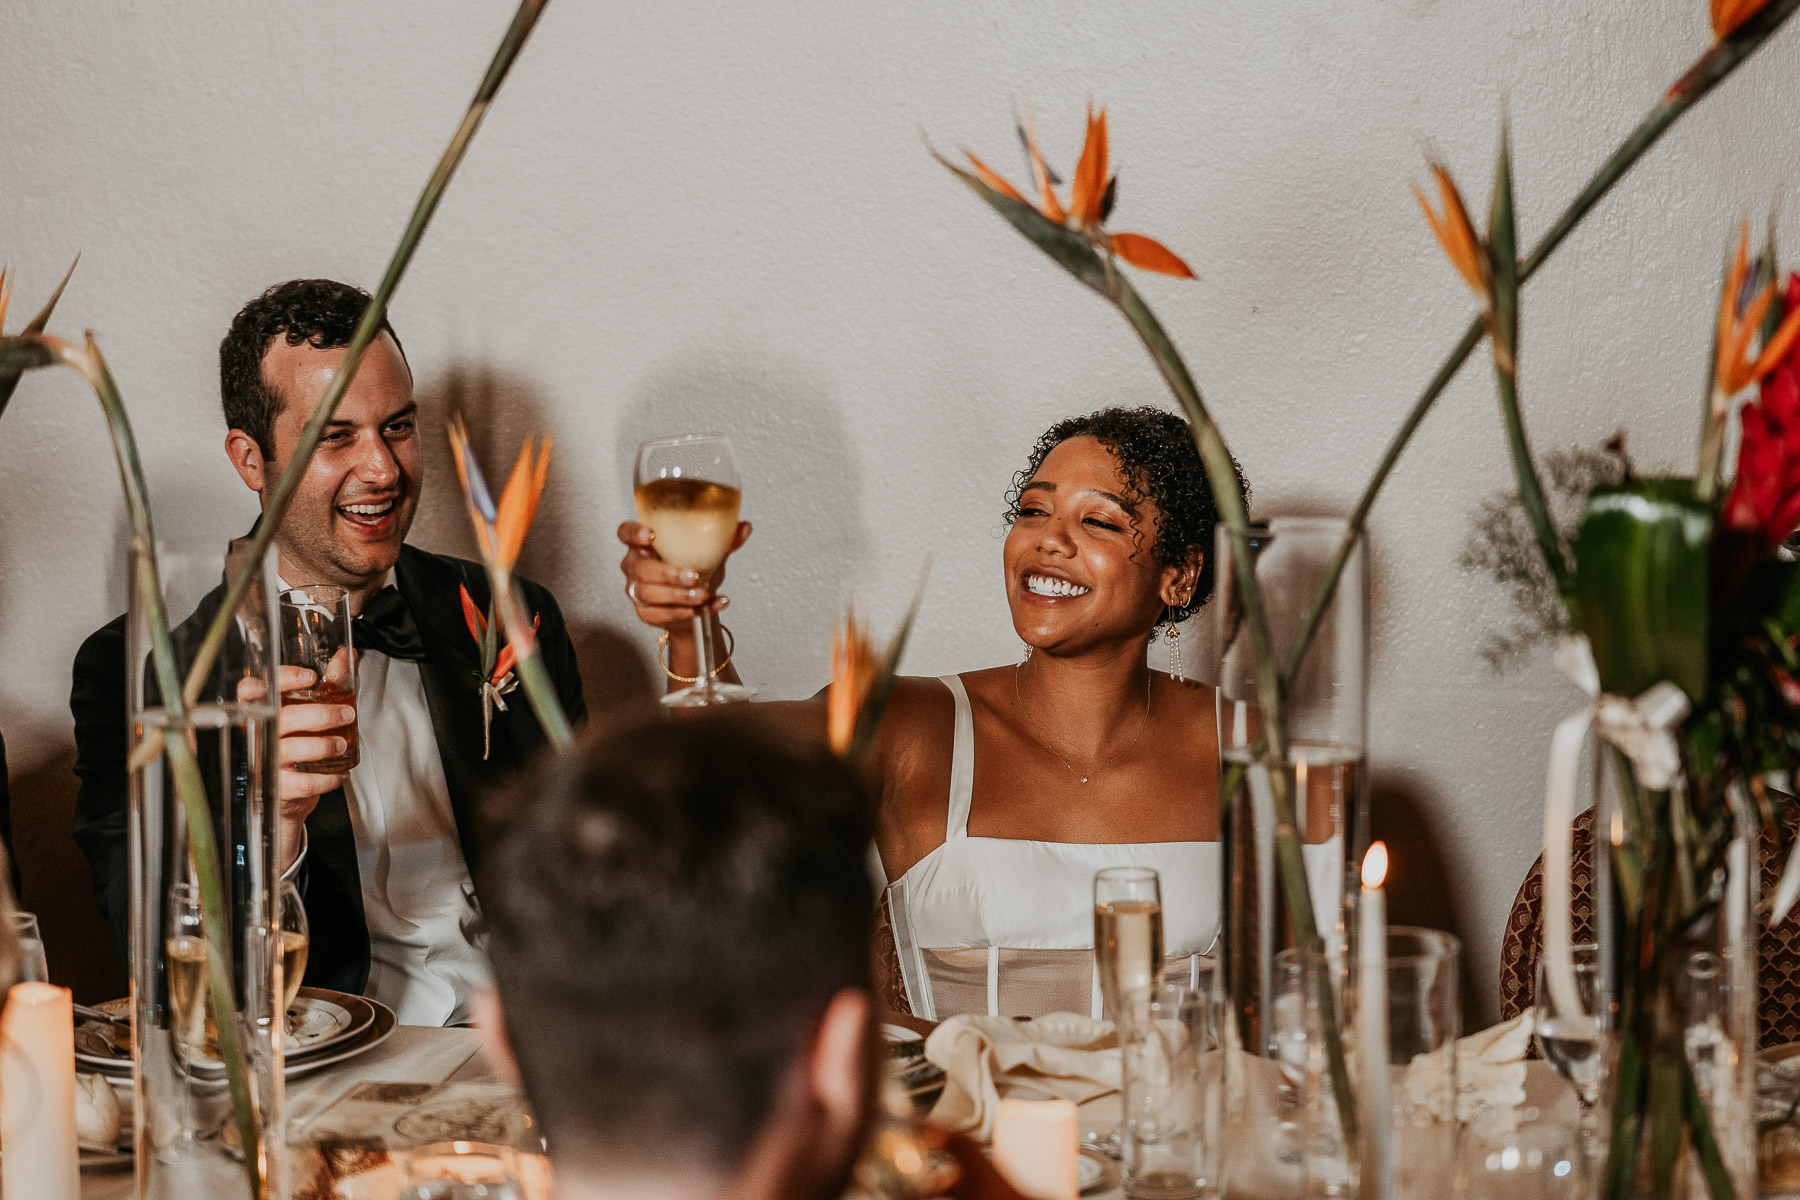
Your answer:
[70,544,586,995]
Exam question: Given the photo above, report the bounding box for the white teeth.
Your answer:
[341,501,393,516]
[1025,574,1090,598]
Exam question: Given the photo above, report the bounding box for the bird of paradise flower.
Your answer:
[446,415,571,750]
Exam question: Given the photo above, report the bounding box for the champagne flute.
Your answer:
[166,883,209,1060]
[634,433,756,707]
[279,881,309,1023]
[1092,866,1163,1159]
[1534,942,1605,1111]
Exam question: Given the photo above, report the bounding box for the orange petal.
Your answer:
[1069,104,1109,228]
[0,267,11,336]
[494,642,516,682]
[494,436,551,569]
[1746,294,1800,383]
[1414,166,1488,296]
[1714,0,1770,38]
[1023,113,1067,224]
[1109,232,1197,279]
[964,151,1027,205]
[459,583,485,643]
[446,415,496,562]
[1717,223,1749,383]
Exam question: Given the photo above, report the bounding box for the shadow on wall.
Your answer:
[612,353,869,699]
[1369,767,1482,1030]
[6,720,126,1003]
[411,364,656,718]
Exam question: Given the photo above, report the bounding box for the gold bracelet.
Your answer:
[656,623,736,684]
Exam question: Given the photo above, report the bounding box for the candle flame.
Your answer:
[1362,840,1389,888]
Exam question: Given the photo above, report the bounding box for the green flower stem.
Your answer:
[180,0,550,707]
[78,338,265,1199]
[1280,1,1800,692]
[1111,273,1359,1145]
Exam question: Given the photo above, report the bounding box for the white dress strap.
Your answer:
[938,675,977,841]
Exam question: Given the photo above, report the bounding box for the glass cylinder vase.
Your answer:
[129,538,285,1199]
[1588,759,1757,1199]
[1213,517,1369,1057]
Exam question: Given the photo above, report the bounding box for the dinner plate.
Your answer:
[288,988,377,1059]
[74,994,396,1080]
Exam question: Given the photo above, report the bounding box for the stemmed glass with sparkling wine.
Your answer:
[1535,943,1606,1117]
[1092,866,1164,1157]
[634,433,755,707]
[279,882,310,1027]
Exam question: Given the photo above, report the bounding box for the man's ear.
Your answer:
[225,429,269,496]
[1158,551,1203,612]
[470,986,522,1087]
[808,987,873,1138]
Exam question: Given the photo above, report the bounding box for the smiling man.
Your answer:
[71,279,586,1025]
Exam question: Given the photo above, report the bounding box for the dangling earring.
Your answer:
[1021,644,1033,663]
[1165,624,1183,678]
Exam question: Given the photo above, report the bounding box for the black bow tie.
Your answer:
[353,586,428,662]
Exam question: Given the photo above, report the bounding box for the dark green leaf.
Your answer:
[847,561,930,764]
[1574,479,1711,700]
[0,331,63,421]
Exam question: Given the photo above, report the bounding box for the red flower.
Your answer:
[1725,273,1800,551]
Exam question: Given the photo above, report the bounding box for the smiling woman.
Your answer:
[620,405,1252,1020]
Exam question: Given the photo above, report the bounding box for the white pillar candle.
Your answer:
[2,982,80,1200]
[1358,843,1392,1200]
[991,1097,1079,1200]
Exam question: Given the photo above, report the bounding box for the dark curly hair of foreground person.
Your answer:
[1005,405,1250,626]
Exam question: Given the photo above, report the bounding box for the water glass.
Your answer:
[12,912,47,983]
[1458,1120,1587,1200]
[278,584,359,773]
[1122,975,1220,1200]
[1534,942,1605,1110]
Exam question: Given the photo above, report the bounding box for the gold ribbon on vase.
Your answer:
[1540,636,1690,1024]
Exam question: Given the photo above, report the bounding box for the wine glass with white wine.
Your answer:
[634,433,756,707]
[279,881,309,1026]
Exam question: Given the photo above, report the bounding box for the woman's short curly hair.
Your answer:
[1004,405,1250,626]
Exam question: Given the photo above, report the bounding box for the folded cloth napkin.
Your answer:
[925,1012,1120,1141]
[1403,1012,1533,1136]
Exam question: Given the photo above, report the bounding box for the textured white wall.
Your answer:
[1,1,1792,1016]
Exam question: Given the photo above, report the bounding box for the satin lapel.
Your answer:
[394,546,496,873]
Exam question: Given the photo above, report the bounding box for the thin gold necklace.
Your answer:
[1012,662,1152,785]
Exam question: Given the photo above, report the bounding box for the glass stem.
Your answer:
[692,612,713,701]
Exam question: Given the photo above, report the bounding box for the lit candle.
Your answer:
[991,1097,1079,1200]
[1358,843,1393,1200]
[2,982,80,1200]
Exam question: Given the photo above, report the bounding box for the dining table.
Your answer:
[77,1024,499,1200]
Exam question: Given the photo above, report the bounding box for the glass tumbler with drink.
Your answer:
[634,433,755,706]
[279,584,359,772]
[1122,976,1220,1200]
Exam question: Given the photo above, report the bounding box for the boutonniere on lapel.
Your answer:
[447,412,573,755]
[459,583,540,760]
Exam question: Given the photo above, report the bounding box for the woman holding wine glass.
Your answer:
[620,407,1244,1019]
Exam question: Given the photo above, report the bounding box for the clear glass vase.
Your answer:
[1212,517,1369,1057]
[129,539,285,1199]
[1589,759,1757,1199]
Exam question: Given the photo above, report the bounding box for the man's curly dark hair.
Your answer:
[219,279,406,460]
[1004,405,1250,626]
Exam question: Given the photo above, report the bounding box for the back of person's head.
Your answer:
[482,709,877,1185]
[219,278,406,459]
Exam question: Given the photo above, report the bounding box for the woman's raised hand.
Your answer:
[616,519,752,633]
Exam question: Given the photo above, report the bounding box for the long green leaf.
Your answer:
[181,0,550,706]
[1574,480,1711,700]
[848,561,931,764]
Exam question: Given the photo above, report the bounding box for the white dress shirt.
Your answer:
[344,648,490,1025]
[286,575,490,1026]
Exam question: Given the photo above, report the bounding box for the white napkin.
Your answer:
[924,1012,1119,1141]
[1403,1013,1533,1136]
